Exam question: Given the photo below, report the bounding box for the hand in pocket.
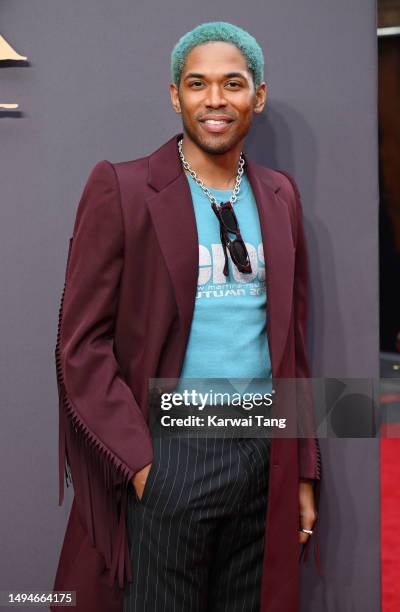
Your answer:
[131,463,152,501]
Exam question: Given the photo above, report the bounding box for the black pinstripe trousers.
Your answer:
[123,429,271,612]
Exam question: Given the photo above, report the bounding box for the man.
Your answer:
[52,21,321,612]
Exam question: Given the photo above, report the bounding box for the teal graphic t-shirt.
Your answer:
[173,171,272,403]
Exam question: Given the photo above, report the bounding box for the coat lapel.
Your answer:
[145,132,295,376]
[245,157,296,375]
[145,134,199,341]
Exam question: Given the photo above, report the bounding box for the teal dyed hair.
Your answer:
[171,21,264,89]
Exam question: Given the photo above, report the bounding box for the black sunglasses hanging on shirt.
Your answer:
[211,201,252,276]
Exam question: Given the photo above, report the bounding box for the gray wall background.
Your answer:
[0,1,380,610]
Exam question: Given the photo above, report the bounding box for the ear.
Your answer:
[169,82,181,114]
[254,81,267,114]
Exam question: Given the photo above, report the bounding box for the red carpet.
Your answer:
[381,436,400,612]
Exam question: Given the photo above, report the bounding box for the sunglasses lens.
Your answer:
[220,206,238,232]
[231,239,248,264]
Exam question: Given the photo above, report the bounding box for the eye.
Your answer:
[226,81,241,88]
[190,81,203,87]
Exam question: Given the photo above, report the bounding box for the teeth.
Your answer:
[204,119,229,124]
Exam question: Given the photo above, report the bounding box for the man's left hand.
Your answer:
[299,479,318,544]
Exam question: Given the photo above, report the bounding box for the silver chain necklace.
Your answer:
[178,137,245,207]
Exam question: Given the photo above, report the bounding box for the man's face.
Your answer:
[170,41,266,155]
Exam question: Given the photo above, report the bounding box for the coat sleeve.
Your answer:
[292,179,321,482]
[55,159,153,588]
[275,170,322,481]
[276,169,324,574]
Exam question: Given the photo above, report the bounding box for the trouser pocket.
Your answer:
[134,435,160,505]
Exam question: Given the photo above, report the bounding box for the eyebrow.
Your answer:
[184,71,247,81]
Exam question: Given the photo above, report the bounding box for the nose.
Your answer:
[204,84,227,108]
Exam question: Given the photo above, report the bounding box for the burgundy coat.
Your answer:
[51,132,322,612]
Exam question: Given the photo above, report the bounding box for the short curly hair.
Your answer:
[171,21,264,89]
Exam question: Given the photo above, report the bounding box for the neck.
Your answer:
[181,131,244,190]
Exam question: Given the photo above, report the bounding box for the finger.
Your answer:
[299,512,317,544]
[299,530,311,545]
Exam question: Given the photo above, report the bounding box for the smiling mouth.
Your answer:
[201,119,232,125]
[199,118,235,133]
[200,118,234,125]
